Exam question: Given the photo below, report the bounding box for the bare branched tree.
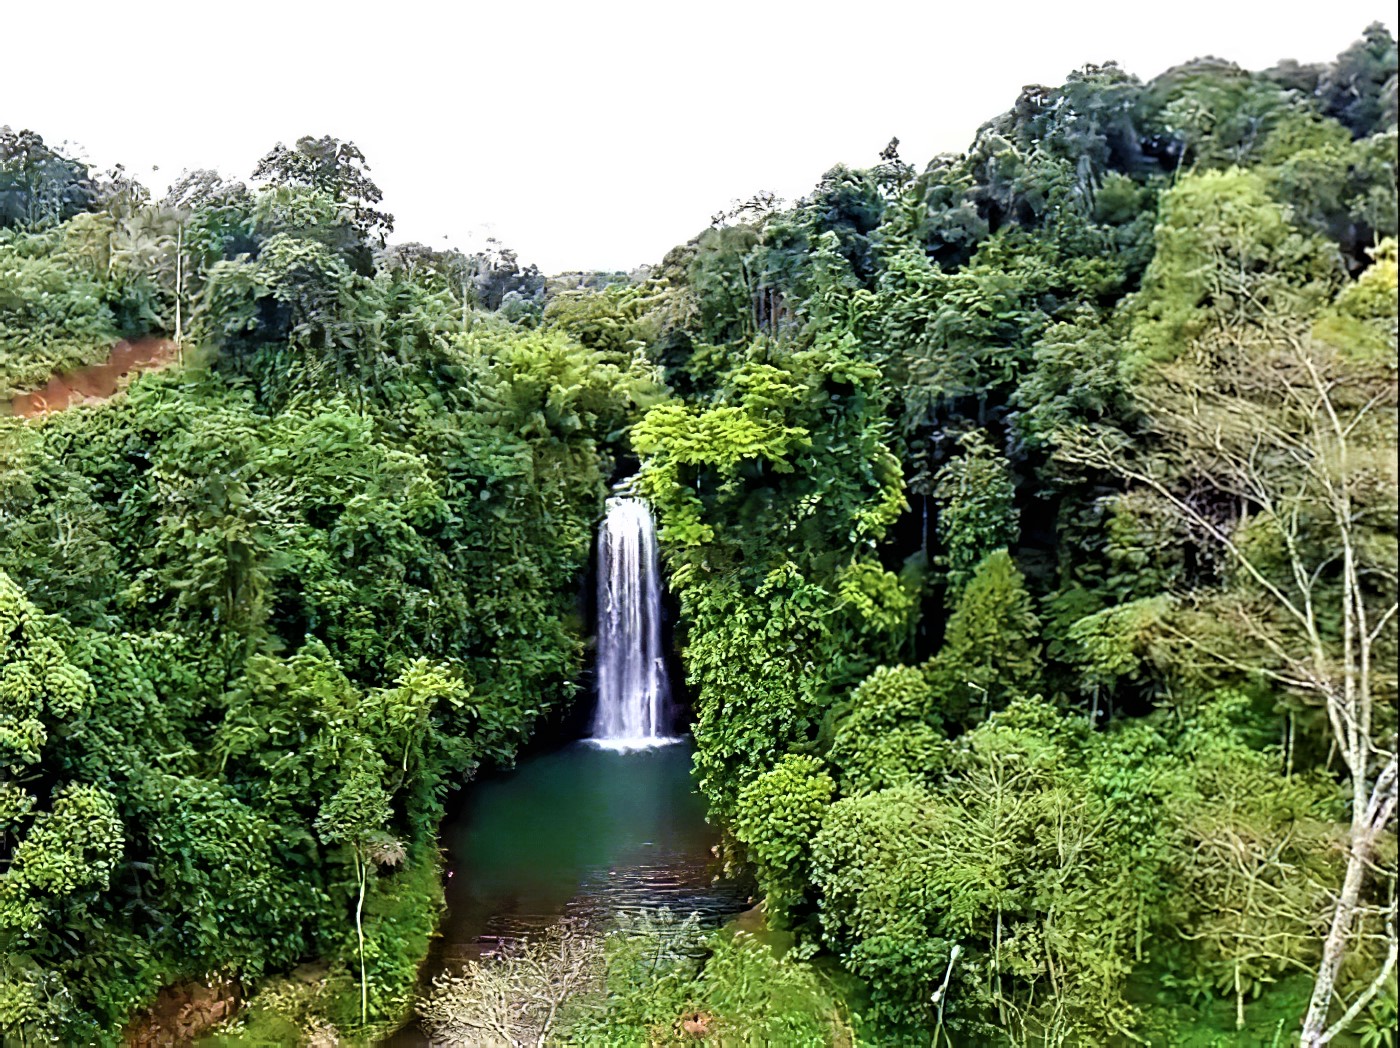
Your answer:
[418,920,604,1047]
[1063,322,1397,1045]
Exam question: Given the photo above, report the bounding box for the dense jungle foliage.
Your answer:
[2,22,1397,1047]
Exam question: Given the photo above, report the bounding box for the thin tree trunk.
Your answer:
[1300,823,1373,1045]
[174,223,184,354]
[1301,756,1397,1045]
[356,847,368,1027]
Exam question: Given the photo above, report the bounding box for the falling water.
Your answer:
[590,497,675,749]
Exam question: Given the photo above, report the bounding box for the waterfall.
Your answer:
[590,497,675,749]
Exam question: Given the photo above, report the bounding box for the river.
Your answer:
[386,738,749,1043]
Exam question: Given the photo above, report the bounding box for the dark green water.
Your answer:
[432,739,748,968]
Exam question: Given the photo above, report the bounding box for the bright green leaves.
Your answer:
[731,754,834,918]
[0,777,124,1040]
[931,429,1018,600]
[201,643,464,993]
[834,560,915,637]
[1315,236,1399,360]
[0,583,125,1031]
[633,358,815,568]
[0,572,91,771]
[671,931,852,1047]
[371,659,470,774]
[811,782,951,1032]
[1126,167,1344,366]
[467,321,651,441]
[636,343,902,585]
[544,276,689,359]
[827,665,945,795]
[811,699,1188,1039]
[1332,235,1399,321]
[633,360,810,477]
[635,346,909,823]
[1013,316,1135,454]
[683,583,818,818]
[1065,595,1171,692]
[1,784,122,920]
[637,393,808,473]
[925,550,1042,728]
[215,642,464,834]
[802,231,876,345]
[1168,695,1346,1011]
[315,761,393,850]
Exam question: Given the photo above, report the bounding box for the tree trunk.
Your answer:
[355,848,368,1027]
[174,223,184,355]
[1300,822,1374,1046]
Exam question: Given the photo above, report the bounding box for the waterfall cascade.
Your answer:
[590,497,676,749]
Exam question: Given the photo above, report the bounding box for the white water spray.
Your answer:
[590,497,676,750]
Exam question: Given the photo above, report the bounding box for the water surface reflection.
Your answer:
[435,740,748,968]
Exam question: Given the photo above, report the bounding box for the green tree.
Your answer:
[251,135,393,251]
[932,429,1019,600]
[731,754,835,919]
[0,127,96,231]
[1065,307,1397,1046]
[827,665,945,794]
[1125,168,1343,365]
[926,550,1042,726]
[316,757,393,1027]
[1319,23,1399,137]
[0,573,125,1042]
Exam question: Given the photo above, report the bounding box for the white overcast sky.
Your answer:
[4,1,1396,274]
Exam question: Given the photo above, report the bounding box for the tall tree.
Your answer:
[1319,23,1400,137]
[252,135,394,251]
[1065,318,1397,1045]
[0,127,96,231]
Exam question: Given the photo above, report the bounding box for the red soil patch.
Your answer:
[10,337,179,417]
[122,978,242,1047]
[679,1011,716,1038]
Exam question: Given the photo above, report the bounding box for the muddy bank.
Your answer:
[9,337,179,417]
